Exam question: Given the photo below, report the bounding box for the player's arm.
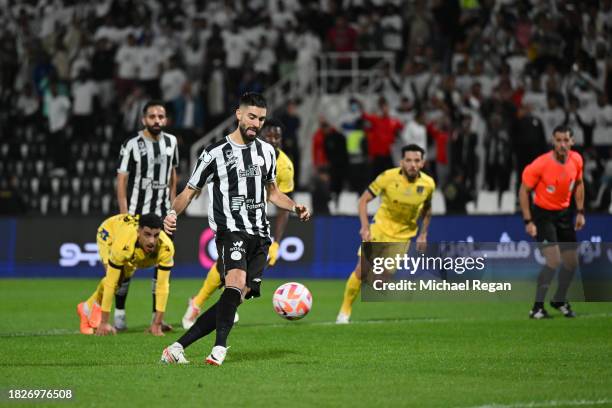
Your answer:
[163,186,199,235]
[574,178,585,230]
[150,266,171,336]
[416,200,432,251]
[116,172,129,214]
[116,142,133,214]
[169,167,178,203]
[358,190,376,241]
[519,183,536,238]
[266,182,310,221]
[96,260,123,336]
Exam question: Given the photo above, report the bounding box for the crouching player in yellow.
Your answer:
[76,213,174,336]
[336,144,435,324]
[181,118,295,329]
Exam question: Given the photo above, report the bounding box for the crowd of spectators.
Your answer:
[0,0,611,215]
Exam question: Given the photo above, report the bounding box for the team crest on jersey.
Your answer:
[138,140,147,155]
[416,186,425,194]
[546,185,555,193]
[225,150,234,159]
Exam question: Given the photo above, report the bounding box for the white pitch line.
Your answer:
[462,398,612,408]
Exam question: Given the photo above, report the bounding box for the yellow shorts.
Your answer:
[96,223,136,280]
[357,223,412,257]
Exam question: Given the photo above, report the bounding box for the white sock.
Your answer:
[172,342,183,350]
[114,308,126,318]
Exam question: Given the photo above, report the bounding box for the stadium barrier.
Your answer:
[0,215,610,279]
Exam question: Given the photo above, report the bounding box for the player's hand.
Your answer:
[163,213,177,235]
[360,226,371,241]
[295,204,311,222]
[525,222,537,238]
[416,233,427,252]
[575,213,585,231]
[267,241,280,267]
[147,323,164,337]
[95,323,117,336]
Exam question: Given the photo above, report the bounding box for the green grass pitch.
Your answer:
[1,278,611,407]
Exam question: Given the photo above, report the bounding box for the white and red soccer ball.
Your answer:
[272,282,312,320]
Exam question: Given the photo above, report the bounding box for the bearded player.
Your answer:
[181,118,295,329]
[336,144,435,324]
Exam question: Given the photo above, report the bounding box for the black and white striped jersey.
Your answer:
[117,131,179,217]
[188,136,277,237]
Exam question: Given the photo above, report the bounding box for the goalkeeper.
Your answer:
[181,119,295,329]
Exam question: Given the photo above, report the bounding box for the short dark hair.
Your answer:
[138,213,163,230]
[262,117,284,133]
[552,124,573,137]
[142,100,166,115]
[401,144,425,157]
[239,92,267,109]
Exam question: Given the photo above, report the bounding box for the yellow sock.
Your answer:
[193,263,222,308]
[86,278,105,310]
[340,272,361,315]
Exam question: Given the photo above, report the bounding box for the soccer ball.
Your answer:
[272,282,312,320]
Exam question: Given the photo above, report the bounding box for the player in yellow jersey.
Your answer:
[181,118,295,329]
[76,213,174,336]
[336,144,435,324]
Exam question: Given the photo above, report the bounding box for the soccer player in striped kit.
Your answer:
[160,93,310,366]
[115,100,178,331]
[180,118,295,329]
[519,125,585,319]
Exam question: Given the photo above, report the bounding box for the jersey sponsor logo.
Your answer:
[233,241,243,247]
[256,156,265,166]
[239,164,261,178]
[138,140,147,155]
[141,178,168,190]
[231,196,245,211]
[203,152,213,163]
[546,185,555,193]
[245,198,265,211]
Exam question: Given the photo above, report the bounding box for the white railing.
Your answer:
[317,51,395,94]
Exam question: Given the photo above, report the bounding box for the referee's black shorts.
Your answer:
[215,230,271,299]
[532,205,577,250]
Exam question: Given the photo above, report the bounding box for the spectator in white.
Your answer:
[153,23,180,62]
[182,35,206,83]
[46,81,71,170]
[564,96,592,147]
[470,60,494,98]
[206,58,227,127]
[522,75,548,112]
[160,56,187,103]
[592,93,612,146]
[222,22,248,87]
[16,83,40,132]
[401,109,427,154]
[455,60,472,94]
[172,81,204,149]
[94,15,123,44]
[69,40,93,81]
[269,0,297,29]
[252,36,276,84]
[91,37,116,109]
[71,69,98,140]
[52,40,71,82]
[537,93,566,139]
[121,86,148,133]
[136,35,162,99]
[115,34,139,99]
